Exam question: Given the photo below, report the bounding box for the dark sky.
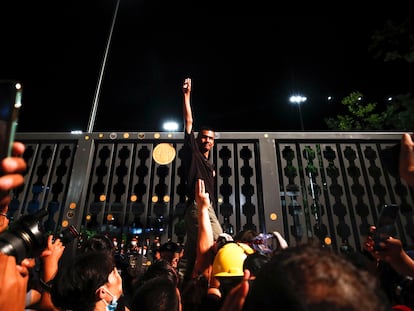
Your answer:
[0,2,412,132]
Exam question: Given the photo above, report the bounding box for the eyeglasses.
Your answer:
[0,213,8,226]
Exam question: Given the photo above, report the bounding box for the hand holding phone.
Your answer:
[373,204,399,251]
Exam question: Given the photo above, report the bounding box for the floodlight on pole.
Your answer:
[163,121,179,132]
[289,95,307,131]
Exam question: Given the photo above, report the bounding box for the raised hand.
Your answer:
[195,178,210,210]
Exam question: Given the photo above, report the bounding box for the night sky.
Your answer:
[0,2,412,133]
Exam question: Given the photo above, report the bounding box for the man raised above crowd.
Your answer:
[180,77,223,287]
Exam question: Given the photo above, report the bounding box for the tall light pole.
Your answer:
[87,0,121,133]
[289,95,307,131]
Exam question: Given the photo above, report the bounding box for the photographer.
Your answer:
[364,226,414,309]
[366,133,414,279]
[0,142,68,311]
[0,142,26,233]
[358,134,414,309]
[0,141,33,311]
[25,235,65,310]
[364,226,414,279]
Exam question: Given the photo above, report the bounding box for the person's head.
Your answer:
[133,259,181,311]
[242,243,390,311]
[159,241,180,269]
[234,229,258,248]
[139,259,179,288]
[131,276,181,311]
[212,242,254,297]
[80,233,115,255]
[196,126,215,154]
[51,251,123,311]
[243,252,269,278]
[130,236,138,248]
[153,248,161,261]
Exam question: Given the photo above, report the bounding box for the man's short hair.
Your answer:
[197,126,215,139]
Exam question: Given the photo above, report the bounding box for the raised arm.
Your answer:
[182,77,193,134]
[364,225,414,278]
[380,237,414,277]
[38,235,65,310]
[193,179,214,279]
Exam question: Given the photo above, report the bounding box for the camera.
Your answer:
[0,208,79,263]
[54,224,79,245]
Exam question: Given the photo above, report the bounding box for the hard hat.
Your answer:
[212,242,253,277]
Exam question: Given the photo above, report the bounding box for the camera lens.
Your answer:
[0,209,48,263]
[0,209,80,263]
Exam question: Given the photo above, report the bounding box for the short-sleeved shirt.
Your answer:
[182,130,216,208]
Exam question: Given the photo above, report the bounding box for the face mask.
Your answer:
[102,288,118,311]
[131,241,137,246]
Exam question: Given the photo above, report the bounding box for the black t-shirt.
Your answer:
[182,130,216,207]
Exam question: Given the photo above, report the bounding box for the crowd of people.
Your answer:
[1,79,414,310]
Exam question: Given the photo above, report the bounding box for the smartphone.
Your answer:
[373,203,399,250]
[0,80,22,162]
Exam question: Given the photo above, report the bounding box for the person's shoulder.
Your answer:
[184,130,196,147]
[185,129,195,137]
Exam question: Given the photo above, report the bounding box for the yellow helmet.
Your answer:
[212,242,254,277]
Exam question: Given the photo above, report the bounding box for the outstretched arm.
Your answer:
[379,237,414,277]
[182,77,193,135]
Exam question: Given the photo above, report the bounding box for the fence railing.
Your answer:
[12,131,412,255]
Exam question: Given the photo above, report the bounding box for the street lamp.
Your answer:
[289,95,307,130]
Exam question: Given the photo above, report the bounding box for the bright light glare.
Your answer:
[289,95,307,104]
[163,121,179,131]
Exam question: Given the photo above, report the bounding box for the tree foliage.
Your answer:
[325,92,414,131]
[325,92,385,130]
[325,18,414,131]
[368,18,414,64]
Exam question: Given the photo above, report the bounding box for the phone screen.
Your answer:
[0,80,22,161]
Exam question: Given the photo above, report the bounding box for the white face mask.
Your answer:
[131,241,137,246]
[102,287,118,311]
